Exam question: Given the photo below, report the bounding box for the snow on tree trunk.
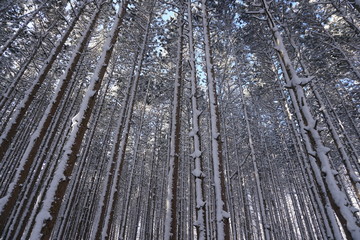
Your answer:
[200,0,230,239]
[0,3,103,232]
[119,74,151,239]
[239,83,271,240]
[278,82,336,239]
[102,8,154,238]
[186,0,206,239]
[92,2,154,239]
[164,7,184,240]
[91,52,136,240]
[0,2,87,161]
[261,0,360,238]
[27,1,128,239]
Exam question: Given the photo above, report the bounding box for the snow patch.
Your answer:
[190,150,202,158]
[196,200,206,209]
[222,210,230,219]
[192,169,203,178]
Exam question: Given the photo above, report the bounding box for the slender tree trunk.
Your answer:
[200,0,230,239]
[335,87,360,139]
[186,0,206,238]
[91,52,136,239]
[55,63,116,240]
[239,84,271,240]
[25,2,128,239]
[144,110,164,240]
[164,7,184,240]
[0,4,103,232]
[261,0,360,238]
[119,66,152,240]
[278,79,337,239]
[284,20,360,201]
[0,2,86,161]
[93,3,154,238]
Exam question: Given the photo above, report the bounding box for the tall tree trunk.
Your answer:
[26,2,128,239]
[164,6,184,240]
[119,58,152,240]
[261,0,360,238]
[186,0,207,239]
[92,2,154,238]
[200,0,230,239]
[0,2,87,161]
[0,4,103,232]
[91,52,137,239]
[239,83,271,240]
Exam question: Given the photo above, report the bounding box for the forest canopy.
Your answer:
[0,0,359,239]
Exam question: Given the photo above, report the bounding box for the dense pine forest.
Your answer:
[0,0,359,239]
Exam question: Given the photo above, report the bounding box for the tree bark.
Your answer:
[26,2,128,239]
[0,2,86,161]
[164,6,184,240]
[201,0,230,239]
